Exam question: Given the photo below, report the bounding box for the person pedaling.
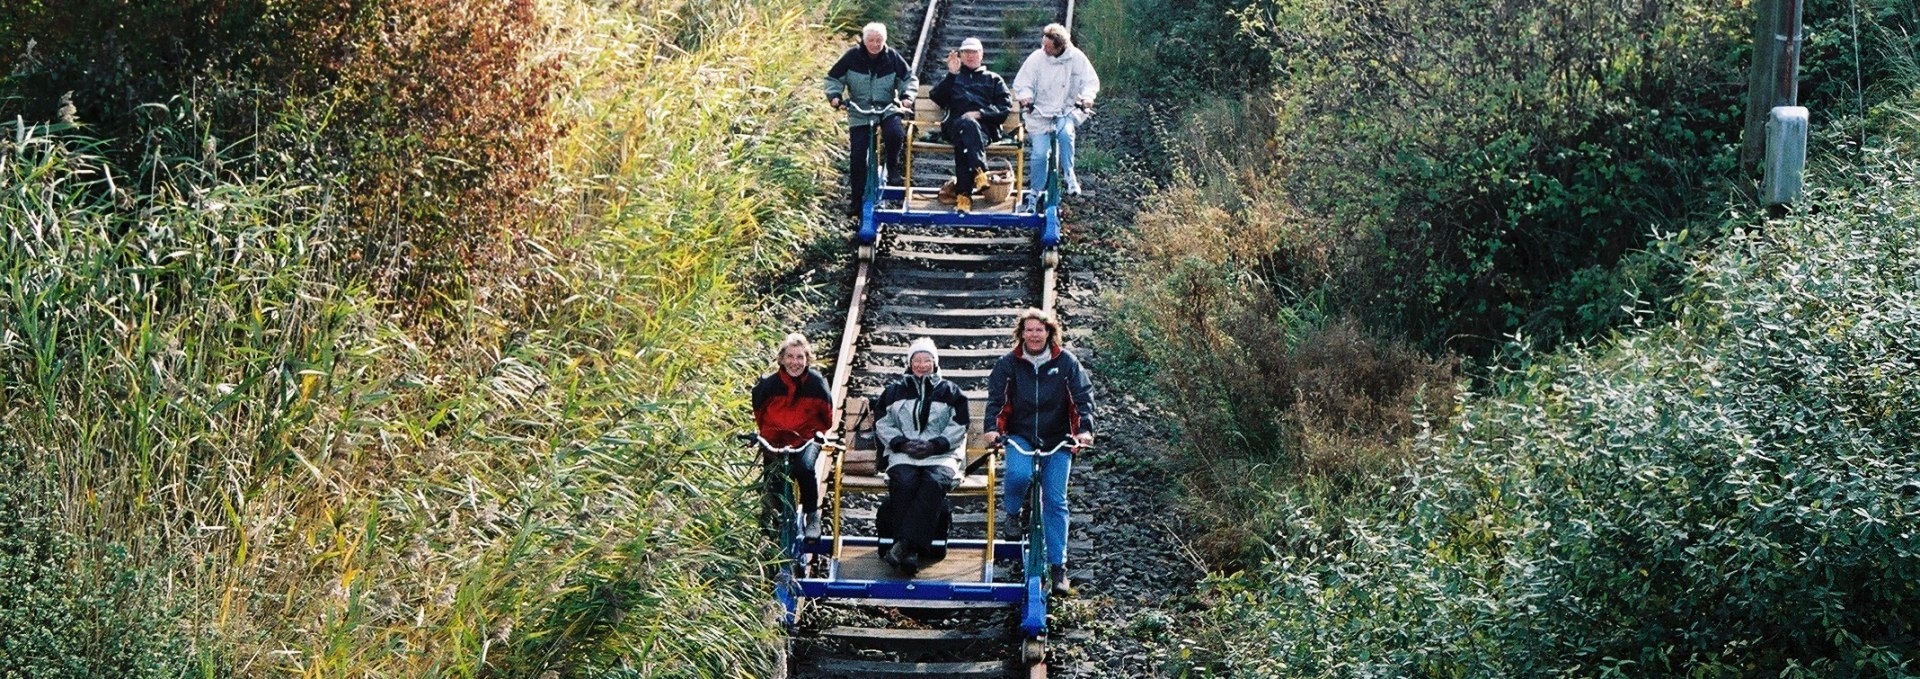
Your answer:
[981,308,1094,595]
[751,333,835,541]
[1011,22,1100,208]
[824,22,917,219]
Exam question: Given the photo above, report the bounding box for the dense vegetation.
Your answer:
[2,0,854,675]
[1084,0,1920,673]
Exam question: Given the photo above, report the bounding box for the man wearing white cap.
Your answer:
[872,337,970,575]
[929,36,1012,213]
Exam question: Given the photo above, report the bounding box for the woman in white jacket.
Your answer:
[1011,23,1100,204]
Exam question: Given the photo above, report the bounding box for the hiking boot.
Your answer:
[1049,565,1075,596]
[1004,508,1028,536]
[971,169,991,193]
[955,194,972,213]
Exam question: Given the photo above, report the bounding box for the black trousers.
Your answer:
[849,115,906,215]
[877,464,956,559]
[941,116,989,188]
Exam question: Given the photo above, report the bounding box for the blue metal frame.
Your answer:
[856,135,1066,248]
[797,577,1028,603]
[783,530,1055,636]
[1020,479,1051,637]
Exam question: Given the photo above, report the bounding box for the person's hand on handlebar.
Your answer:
[829,96,843,109]
[1073,432,1094,448]
[981,431,1000,447]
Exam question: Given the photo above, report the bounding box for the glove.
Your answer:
[926,437,951,456]
[904,440,934,459]
[889,436,909,453]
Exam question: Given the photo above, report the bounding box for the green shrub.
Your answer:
[0,442,198,679]
[1171,96,1920,677]
[1239,0,1762,353]
[1074,0,1272,96]
[0,1,268,140]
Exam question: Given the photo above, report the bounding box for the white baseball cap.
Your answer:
[958,37,983,52]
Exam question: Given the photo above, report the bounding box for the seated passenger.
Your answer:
[873,338,970,575]
[1011,23,1100,206]
[751,333,834,540]
[824,22,917,219]
[929,37,1011,214]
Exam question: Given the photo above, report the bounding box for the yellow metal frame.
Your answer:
[830,434,849,562]
[981,444,1000,581]
[900,101,1026,210]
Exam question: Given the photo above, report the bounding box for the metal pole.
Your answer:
[1742,0,1804,166]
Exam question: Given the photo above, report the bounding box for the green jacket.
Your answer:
[824,45,916,126]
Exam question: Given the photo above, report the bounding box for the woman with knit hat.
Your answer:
[872,337,971,575]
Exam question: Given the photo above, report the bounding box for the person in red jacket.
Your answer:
[752,333,835,539]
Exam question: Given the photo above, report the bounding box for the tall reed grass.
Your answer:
[1,0,845,676]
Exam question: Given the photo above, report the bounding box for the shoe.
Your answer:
[804,510,822,541]
[1049,564,1075,596]
[1065,177,1083,196]
[972,170,991,193]
[1016,193,1037,213]
[1004,508,1028,536]
[955,194,971,213]
[887,542,919,576]
[882,541,902,569]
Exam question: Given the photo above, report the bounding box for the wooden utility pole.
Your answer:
[1742,0,1805,167]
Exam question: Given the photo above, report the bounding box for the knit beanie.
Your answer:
[907,337,940,372]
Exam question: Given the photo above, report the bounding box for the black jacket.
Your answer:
[984,347,1094,449]
[930,65,1011,137]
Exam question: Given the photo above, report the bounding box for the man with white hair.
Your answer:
[825,22,916,218]
[1012,23,1100,204]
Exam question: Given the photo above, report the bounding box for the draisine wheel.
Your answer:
[1040,248,1059,269]
[1021,637,1047,665]
[858,244,875,261]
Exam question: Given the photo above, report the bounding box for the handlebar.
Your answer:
[838,99,909,117]
[741,432,832,454]
[998,438,1087,457]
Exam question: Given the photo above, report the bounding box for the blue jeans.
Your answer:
[1002,435,1072,566]
[1026,115,1079,197]
[784,442,821,514]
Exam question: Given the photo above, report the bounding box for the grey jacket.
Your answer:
[874,373,970,476]
[824,45,916,126]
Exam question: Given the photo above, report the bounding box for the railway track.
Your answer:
[786,1,1079,677]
